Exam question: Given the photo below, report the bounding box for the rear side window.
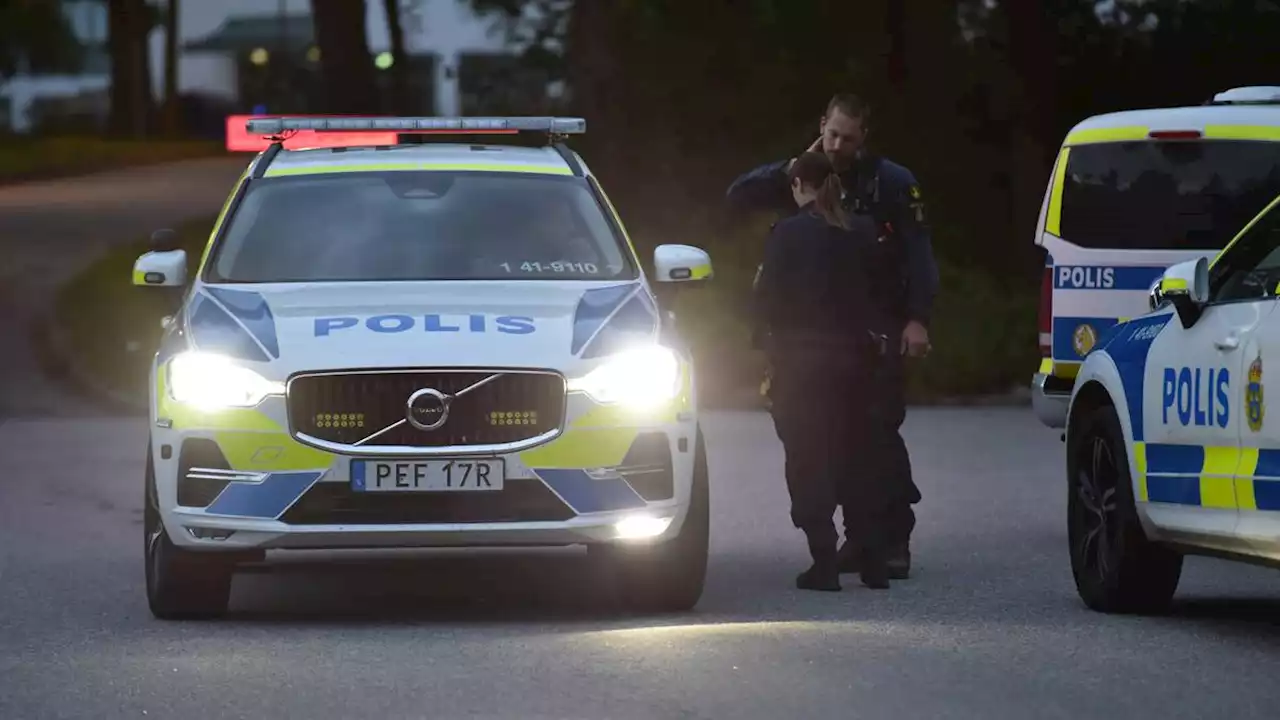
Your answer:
[1058,140,1280,250]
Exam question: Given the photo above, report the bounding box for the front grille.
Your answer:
[287,370,566,448]
[278,479,576,525]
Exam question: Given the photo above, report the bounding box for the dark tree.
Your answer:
[310,0,380,114]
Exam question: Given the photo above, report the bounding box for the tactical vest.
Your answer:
[842,154,909,327]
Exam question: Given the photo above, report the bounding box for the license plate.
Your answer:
[351,459,504,492]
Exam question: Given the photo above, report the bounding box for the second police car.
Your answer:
[132,116,714,620]
[1032,86,1280,429]
[1065,173,1280,613]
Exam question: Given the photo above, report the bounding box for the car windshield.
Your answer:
[1058,139,1280,250]
[206,170,636,282]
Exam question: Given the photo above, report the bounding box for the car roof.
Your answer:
[256,142,585,178]
[1065,103,1280,142]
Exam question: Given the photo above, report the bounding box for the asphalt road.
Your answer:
[2,160,1279,719]
[2,408,1280,719]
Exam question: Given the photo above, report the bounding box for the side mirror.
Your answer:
[654,244,713,284]
[132,249,188,288]
[1158,257,1210,328]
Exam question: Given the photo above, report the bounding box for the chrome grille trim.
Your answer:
[284,367,568,458]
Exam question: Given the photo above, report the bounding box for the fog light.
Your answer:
[187,527,235,541]
[614,515,672,540]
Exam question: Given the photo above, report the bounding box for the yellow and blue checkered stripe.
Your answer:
[1134,443,1280,511]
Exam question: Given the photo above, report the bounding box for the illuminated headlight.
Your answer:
[167,351,284,409]
[567,346,682,408]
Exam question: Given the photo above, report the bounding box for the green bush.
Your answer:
[53,217,214,397]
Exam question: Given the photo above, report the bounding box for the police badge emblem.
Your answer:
[1247,352,1265,432]
[1072,323,1098,357]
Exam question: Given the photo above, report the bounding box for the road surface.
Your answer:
[2,408,1279,719]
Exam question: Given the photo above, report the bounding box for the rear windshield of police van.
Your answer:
[1058,139,1280,250]
[205,171,638,283]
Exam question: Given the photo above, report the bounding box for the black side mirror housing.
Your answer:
[150,228,180,252]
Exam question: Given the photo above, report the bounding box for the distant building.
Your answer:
[0,0,110,133]
[1,0,555,134]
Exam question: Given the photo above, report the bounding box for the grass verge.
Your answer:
[0,136,226,185]
[52,216,214,398]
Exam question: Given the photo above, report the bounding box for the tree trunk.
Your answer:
[162,0,180,136]
[381,0,410,113]
[1006,0,1058,269]
[310,0,380,114]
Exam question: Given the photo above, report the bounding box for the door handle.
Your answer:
[1215,335,1240,351]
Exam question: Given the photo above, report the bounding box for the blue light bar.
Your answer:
[245,116,586,135]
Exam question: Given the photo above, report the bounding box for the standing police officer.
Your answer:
[727,93,939,579]
[753,151,892,591]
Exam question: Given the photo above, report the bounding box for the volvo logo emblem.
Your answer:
[406,388,452,431]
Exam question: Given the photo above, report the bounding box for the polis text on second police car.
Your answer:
[1162,366,1230,428]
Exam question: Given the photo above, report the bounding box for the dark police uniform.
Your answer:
[728,151,939,576]
[752,205,892,589]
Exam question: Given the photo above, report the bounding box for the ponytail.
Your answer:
[814,173,849,230]
[787,150,850,230]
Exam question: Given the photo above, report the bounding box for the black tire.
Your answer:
[144,442,234,620]
[589,427,710,614]
[1067,405,1182,614]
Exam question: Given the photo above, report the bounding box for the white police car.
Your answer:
[1065,185,1280,613]
[132,116,714,619]
[1033,86,1280,429]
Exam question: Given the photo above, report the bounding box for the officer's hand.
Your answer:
[902,320,931,357]
[787,137,824,170]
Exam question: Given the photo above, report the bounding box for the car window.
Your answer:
[206,171,636,283]
[1058,139,1280,250]
[1208,201,1280,304]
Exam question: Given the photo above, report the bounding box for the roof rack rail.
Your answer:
[1205,86,1280,105]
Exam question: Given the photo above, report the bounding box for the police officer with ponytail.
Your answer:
[729,92,938,581]
[752,151,892,591]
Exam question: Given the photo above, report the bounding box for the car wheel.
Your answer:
[144,442,233,620]
[590,427,710,614]
[1067,405,1182,614]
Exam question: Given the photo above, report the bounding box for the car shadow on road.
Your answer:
[1159,597,1280,638]
[224,548,682,626]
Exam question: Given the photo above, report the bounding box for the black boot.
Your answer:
[836,541,862,574]
[859,546,890,590]
[797,538,841,591]
[886,543,911,580]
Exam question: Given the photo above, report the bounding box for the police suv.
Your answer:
[1064,160,1280,613]
[1032,86,1280,429]
[132,116,713,619]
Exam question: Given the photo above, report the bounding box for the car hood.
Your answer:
[182,280,660,377]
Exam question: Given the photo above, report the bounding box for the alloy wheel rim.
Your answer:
[1076,434,1120,580]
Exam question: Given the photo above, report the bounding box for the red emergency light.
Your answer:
[1148,129,1203,140]
[226,114,581,152]
[224,115,399,152]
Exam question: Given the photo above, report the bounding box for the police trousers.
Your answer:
[856,339,922,547]
[768,350,891,559]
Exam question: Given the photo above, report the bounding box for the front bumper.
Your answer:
[152,393,698,553]
[1031,372,1072,429]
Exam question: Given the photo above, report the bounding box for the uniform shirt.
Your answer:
[726,152,940,331]
[752,205,880,355]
